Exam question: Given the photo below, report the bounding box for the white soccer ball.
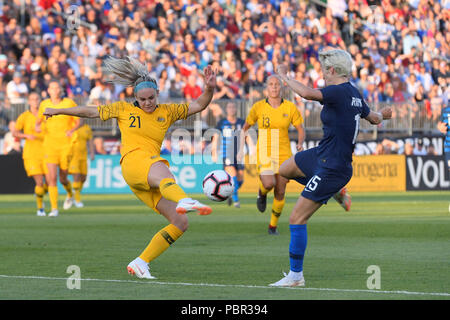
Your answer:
[202,170,234,202]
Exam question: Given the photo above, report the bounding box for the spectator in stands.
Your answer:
[0,0,448,139]
[403,141,414,156]
[89,79,112,105]
[2,120,21,155]
[426,144,437,156]
[183,74,202,100]
[93,137,108,155]
[413,138,427,156]
[6,72,29,105]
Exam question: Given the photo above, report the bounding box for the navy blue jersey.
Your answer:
[441,105,450,153]
[216,117,245,159]
[318,82,371,169]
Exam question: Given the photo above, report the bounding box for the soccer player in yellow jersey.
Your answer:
[43,56,216,279]
[242,75,305,235]
[13,92,48,216]
[36,81,80,217]
[68,121,95,208]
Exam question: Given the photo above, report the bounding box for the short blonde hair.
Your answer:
[318,49,353,78]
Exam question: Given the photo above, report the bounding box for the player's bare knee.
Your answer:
[173,214,189,232]
[289,214,308,225]
[264,181,275,190]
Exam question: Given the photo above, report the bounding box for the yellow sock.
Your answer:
[48,186,58,210]
[159,178,187,203]
[139,224,184,263]
[43,183,48,194]
[63,181,73,198]
[259,179,270,196]
[73,181,82,202]
[270,197,285,228]
[35,186,45,209]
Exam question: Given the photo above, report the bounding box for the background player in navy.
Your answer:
[211,102,247,207]
[437,103,450,211]
[437,103,450,175]
[270,49,392,286]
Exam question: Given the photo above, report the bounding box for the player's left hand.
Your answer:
[296,144,304,152]
[203,65,216,90]
[43,108,57,119]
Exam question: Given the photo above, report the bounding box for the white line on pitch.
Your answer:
[0,274,449,297]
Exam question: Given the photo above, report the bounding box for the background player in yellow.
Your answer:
[241,75,305,235]
[43,56,217,280]
[36,81,81,217]
[68,120,95,208]
[12,92,48,216]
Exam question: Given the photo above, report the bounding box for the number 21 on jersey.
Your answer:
[129,115,141,128]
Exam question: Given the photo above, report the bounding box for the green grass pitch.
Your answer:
[0,192,449,300]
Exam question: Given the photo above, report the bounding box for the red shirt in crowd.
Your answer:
[183,84,202,99]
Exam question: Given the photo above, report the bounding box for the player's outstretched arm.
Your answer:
[364,107,392,125]
[43,106,100,119]
[276,64,323,102]
[187,65,216,117]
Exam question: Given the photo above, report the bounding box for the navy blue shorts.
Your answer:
[294,148,352,204]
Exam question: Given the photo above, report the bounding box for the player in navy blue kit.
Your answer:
[437,104,450,175]
[270,49,392,286]
[211,102,247,207]
[437,103,450,212]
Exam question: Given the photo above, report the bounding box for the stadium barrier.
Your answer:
[1,154,448,194]
[0,98,442,137]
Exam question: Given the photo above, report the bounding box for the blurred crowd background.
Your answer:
[0,0,449,155]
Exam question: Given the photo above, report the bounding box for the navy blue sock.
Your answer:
[289,224,307,272]
[232,176,239,202]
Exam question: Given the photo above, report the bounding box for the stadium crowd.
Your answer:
[0,0,449,154]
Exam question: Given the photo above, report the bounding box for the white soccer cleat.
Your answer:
[127,257,156,279]
[63,196,73,210]
[74,201,84,208]
[269,272,305,287]
[175,198,212,215]
[36,209,46,217]
[333,187,351,212]
[48,209,59,217]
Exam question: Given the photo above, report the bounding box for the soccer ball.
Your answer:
[202,170,234,202]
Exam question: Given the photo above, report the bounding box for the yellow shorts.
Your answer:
[23,157,47,177]
[257,155,290,175]
[120,149,169,213]
[44,145,73,171]
[69,157,88,175]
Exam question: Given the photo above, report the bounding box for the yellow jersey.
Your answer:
[98,101,189,157]
[38,98,79,148]
[72,124,93,160]
[15,110,45,160]
[246,98,303,160]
